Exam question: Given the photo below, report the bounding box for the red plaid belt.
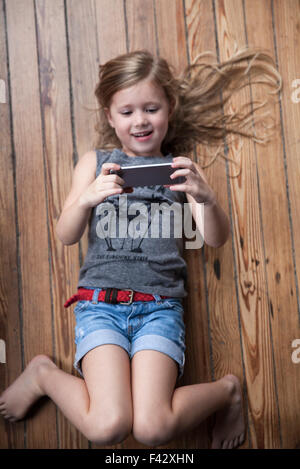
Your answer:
[64,288,170,308]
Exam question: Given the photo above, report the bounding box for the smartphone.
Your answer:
[109,162,185,188]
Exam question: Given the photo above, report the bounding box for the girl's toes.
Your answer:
[239,433,245,445]
[228,440,234,449]
[233,437,239,447]
[222,440,229,449]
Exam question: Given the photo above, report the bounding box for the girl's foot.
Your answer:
[211,374,246,449]
[0,354,56,422]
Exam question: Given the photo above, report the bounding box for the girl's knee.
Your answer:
[85,412,132,446]
[132,411,174,447]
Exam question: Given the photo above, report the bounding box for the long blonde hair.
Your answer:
[94,48,282,167]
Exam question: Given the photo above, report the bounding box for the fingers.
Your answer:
[106,173,125,186]
[172,156,197,174]
[101,174,133,198]
[170,168,190,180]
[102,187,124,200]
[99,163,125,187]
[169,167,196,192]
[95,174,125,202]
[101,162,121,175]
[101,186,133,201]
[97,171,124,187]
[170,158,205,195]
[168,182,187,192]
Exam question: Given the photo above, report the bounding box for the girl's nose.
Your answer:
[134,111,148,127]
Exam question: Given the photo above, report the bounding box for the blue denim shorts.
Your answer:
[73,288,186,379]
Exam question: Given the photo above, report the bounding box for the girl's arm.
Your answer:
[56,151,97,245]
[56,151,124,245]
[194,194,230,248]
[167,156,230,248]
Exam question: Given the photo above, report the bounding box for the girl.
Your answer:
[0,49,281,449]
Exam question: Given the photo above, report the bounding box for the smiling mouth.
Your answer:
[132,130,153,138]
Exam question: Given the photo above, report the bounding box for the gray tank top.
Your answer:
[78,148,188,297]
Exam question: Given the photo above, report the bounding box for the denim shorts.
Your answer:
[73,288,186,379]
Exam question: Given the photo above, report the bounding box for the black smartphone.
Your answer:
[109,162,185,188]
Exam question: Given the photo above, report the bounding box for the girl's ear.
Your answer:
[104,107,115,128]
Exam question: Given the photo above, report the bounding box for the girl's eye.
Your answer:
[119,108,158,115]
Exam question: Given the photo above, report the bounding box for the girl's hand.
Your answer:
[79,163,127,208]
[165,156,216,205]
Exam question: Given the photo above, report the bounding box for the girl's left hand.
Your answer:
[164,156,216,205]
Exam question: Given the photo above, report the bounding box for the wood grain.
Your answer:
[126,0,157,53]
[5,0,57,448]
[155,0,187,71]
[271,0,300,448]
[214,0,281,448]
[35,0,87,448]
[96,0,127,63]
[65,0,100,267]
[0,0,24,449]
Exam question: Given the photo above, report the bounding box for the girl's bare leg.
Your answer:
[0,345,132,445]
[131,350,245,449]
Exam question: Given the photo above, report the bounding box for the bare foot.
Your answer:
[0,354,56,422]
[211,374,245,449]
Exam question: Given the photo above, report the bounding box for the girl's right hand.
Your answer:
[79,163,125,208]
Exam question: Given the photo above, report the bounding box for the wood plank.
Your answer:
[214,0,281,448]
[184,0,247,448]
[0,0,24,448]
[270,0,300,448]
[35,0,87,448]
[5,0,57,448]
[273,0,300,308]
[155,0,187,72]
[95,0,127,63]
[65,0,100,267]
[66,0,99,159]
[125,0,157,53]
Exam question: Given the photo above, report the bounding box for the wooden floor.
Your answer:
[1,0,300,449]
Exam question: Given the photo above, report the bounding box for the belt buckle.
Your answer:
[120,289,134,305]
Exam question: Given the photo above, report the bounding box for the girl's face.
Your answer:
[105,79,171,157]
